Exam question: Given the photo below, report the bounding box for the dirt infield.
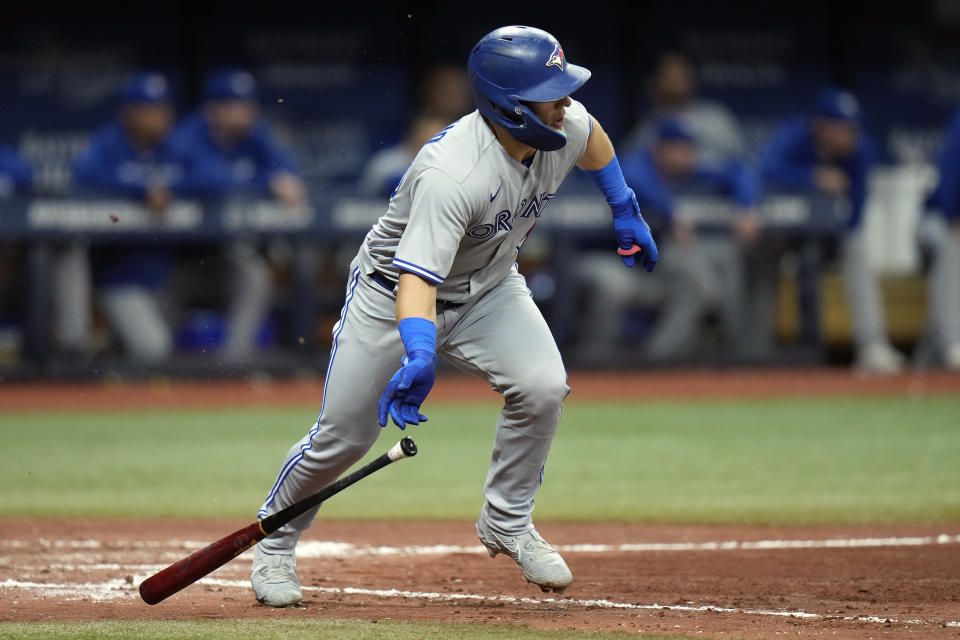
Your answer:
[1,368,959,412]
[2,519,959,638]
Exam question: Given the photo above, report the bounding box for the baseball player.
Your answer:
[760,88,904,374]
[574,119,760,363]
[70,73,182,362]
[251,25,658,607]
[169,70,305,361]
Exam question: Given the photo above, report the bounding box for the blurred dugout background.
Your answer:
[0,0,959,378]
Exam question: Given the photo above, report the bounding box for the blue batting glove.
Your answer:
[377,350,436,429]
[611,190,658,272]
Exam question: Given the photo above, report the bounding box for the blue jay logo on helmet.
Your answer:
[546,44,564,70]
[468,25,591,152]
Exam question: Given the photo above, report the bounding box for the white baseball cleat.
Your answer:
[855,342,905,375]
[251,544,303,607]
[944,343,960,371]
[476,518,573,594]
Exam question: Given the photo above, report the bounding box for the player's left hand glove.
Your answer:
[378,350,436,429]
[612,190,658,272]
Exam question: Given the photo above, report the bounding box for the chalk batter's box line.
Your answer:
[3,577,956,629]
[8,533,959,557]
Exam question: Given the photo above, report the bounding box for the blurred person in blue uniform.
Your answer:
[919,106,960,370]
[0,147,33,356]
[625,50,746,165]
[0,146,32,197]
[172,70,305,204]
[573,120,760,362]
[69,72,181,362]
[170,69,307,360]
[760,88,903,374]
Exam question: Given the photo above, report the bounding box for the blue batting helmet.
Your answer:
[467,26,591,151]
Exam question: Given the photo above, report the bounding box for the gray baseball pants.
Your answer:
[917,214,960,354]
[840,229,891,351]
[98,286,173,362]
[573,235,746,360]
[257,258,568,553]
[222,241,272,361]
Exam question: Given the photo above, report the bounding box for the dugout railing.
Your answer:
[0,189,846,378]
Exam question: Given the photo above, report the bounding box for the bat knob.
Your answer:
[400,436,418,457]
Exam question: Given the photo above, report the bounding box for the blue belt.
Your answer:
[371,271,395,293]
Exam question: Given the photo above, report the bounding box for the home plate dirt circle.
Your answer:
[2,519,959,639]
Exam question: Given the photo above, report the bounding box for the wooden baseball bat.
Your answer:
[139,436,418,605]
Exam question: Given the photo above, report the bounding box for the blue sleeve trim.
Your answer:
[392,258,445,284]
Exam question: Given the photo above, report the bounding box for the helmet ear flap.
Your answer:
[513,102,568,151]
[493,102,524,126]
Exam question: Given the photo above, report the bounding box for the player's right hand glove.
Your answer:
[378,351,436,429]
[612,190,658,272]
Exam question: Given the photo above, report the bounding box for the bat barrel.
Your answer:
[139,521,265,605]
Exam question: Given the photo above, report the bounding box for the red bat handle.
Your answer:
[139,521,265,605]
[617,245,643,256]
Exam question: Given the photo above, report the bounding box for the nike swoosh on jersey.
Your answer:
[489,183,503,202]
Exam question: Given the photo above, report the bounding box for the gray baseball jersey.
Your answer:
[358,99,592,301]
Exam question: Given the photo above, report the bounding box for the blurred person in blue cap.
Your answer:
[68,72,184,362]
[170,69,307,361]
[918,106,960,370]
[573,118,761,363]
[760,87,903,374]
[625,50,746,165]
[762,88,868,211]
[76,72,182,208]
[172,69,305,204]
[761,88,868,213]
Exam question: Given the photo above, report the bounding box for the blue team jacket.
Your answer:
[759,116,874,230]
[928,107,960,223]
[0,146,33,195]
[73,121,184,289]
[168,111,299,196]
[620,148,760,228]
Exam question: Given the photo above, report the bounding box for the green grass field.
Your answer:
[0,619,694,640]
[3,395,959,523]
[3,394,959,640]
[0,619,693,640]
